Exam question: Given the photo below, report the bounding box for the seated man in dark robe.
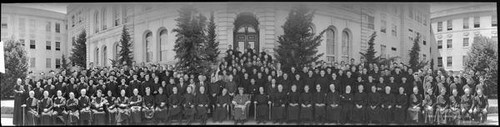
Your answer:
[408,86,423,124]
[142,87,155,124]
[272,84,286,124]
[254,86,270,124]
[287,84,300,124]
[313,84,327,124]
[168,87,183,124]
[299,85,313,124]
[182,86,196,125]
[154,87,168,124]
[91,89,107,125]
[129,88,143,125]
[52,90,67,125]
[381,86,395,124]
[326,84,341,123]
[340,85,354,124]
[40,90,54,125]
[472,89,488,123]
[353,84,367,124]
[105,90,117,125]
[394,87,408,124]
[213,88,231,123]
[116,89,131,125]
[195,86,210,125]
[79,88,92,125]
[25,91,40,125]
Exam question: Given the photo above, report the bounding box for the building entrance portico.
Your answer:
[233,12,260,53]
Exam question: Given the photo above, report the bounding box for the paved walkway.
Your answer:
[1,114,498,126]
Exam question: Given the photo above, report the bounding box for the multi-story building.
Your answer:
[431,3,497,73]
[65,2,435,69]
[1,4,69,74]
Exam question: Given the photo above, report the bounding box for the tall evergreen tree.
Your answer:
[205,11,220,64]
[274,4,325,69]
[408,35,428,71]
[61,54,69,71]
[173,5,210,75]
[118,25,133,67]
[1,40,28,98]
[70,30,87,68]
[359,32,380,64]
[464,36,497,96]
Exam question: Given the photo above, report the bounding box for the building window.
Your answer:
[102,8,107,30]
[94,11,99,33]
[71,15,75,27]
[423,54,427,61]
[72,37,75,44]
[463,55,467,66]
[463,38,469,47]
[19,18,25,31]
[474,16,480,28]
[437,57,443,67]
[368,15,375,30]
[55,23,60,33]
[391,24,397,36]
[113,6,120,26]
[30,58,36,68]
[46,41,51,50]
[55,42,61,51]
[381,20,387,33]
[145,32,153,62]
[341,30,351,62]
[391,47,397,51]
[46,58,51,68]
[96,48,99,66]
[78,11,82,23]
[56,58,61,69]
[46,21,51,32]
[409,7,413,19]
[423,40,427,45]
[20,39,25,46]
[30,40,36,49]
[463,17,469,29]
[326,28,336,56]
[114,43,120,60]
[437,22,442,32]
[1,17,7,29]
[447,56,452,67]
[160,29,168,61]
[447,39,452,48]
[103,46,107,66]
[447,20,452,31]
[122,6,128,24]
[492,15,497,27]
[408,29,414,41]
[437,40,443,49]
[380,45,387,59]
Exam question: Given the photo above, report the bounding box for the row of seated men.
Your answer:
[21,80,488,125]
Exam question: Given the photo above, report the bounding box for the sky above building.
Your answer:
[2,2,493,14]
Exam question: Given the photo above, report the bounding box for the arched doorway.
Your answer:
[233,13,259,53]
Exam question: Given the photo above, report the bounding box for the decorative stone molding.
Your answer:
[474,31,480,35]
[437,34,442,39]
[447,34,452,38]
[463,32,469,36]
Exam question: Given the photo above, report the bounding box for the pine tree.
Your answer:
[70,30,87,68]
[1,40,28,98]
[61,54,69,71]
[274,4,325,69]
[464,35,497,96]
[408,35,428,71]
[359,32,380,64]
[118,25,133,67]
[173,5,210,75]
[205,11,220,64]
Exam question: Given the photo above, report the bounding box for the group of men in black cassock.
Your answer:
[12,48,489,125]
